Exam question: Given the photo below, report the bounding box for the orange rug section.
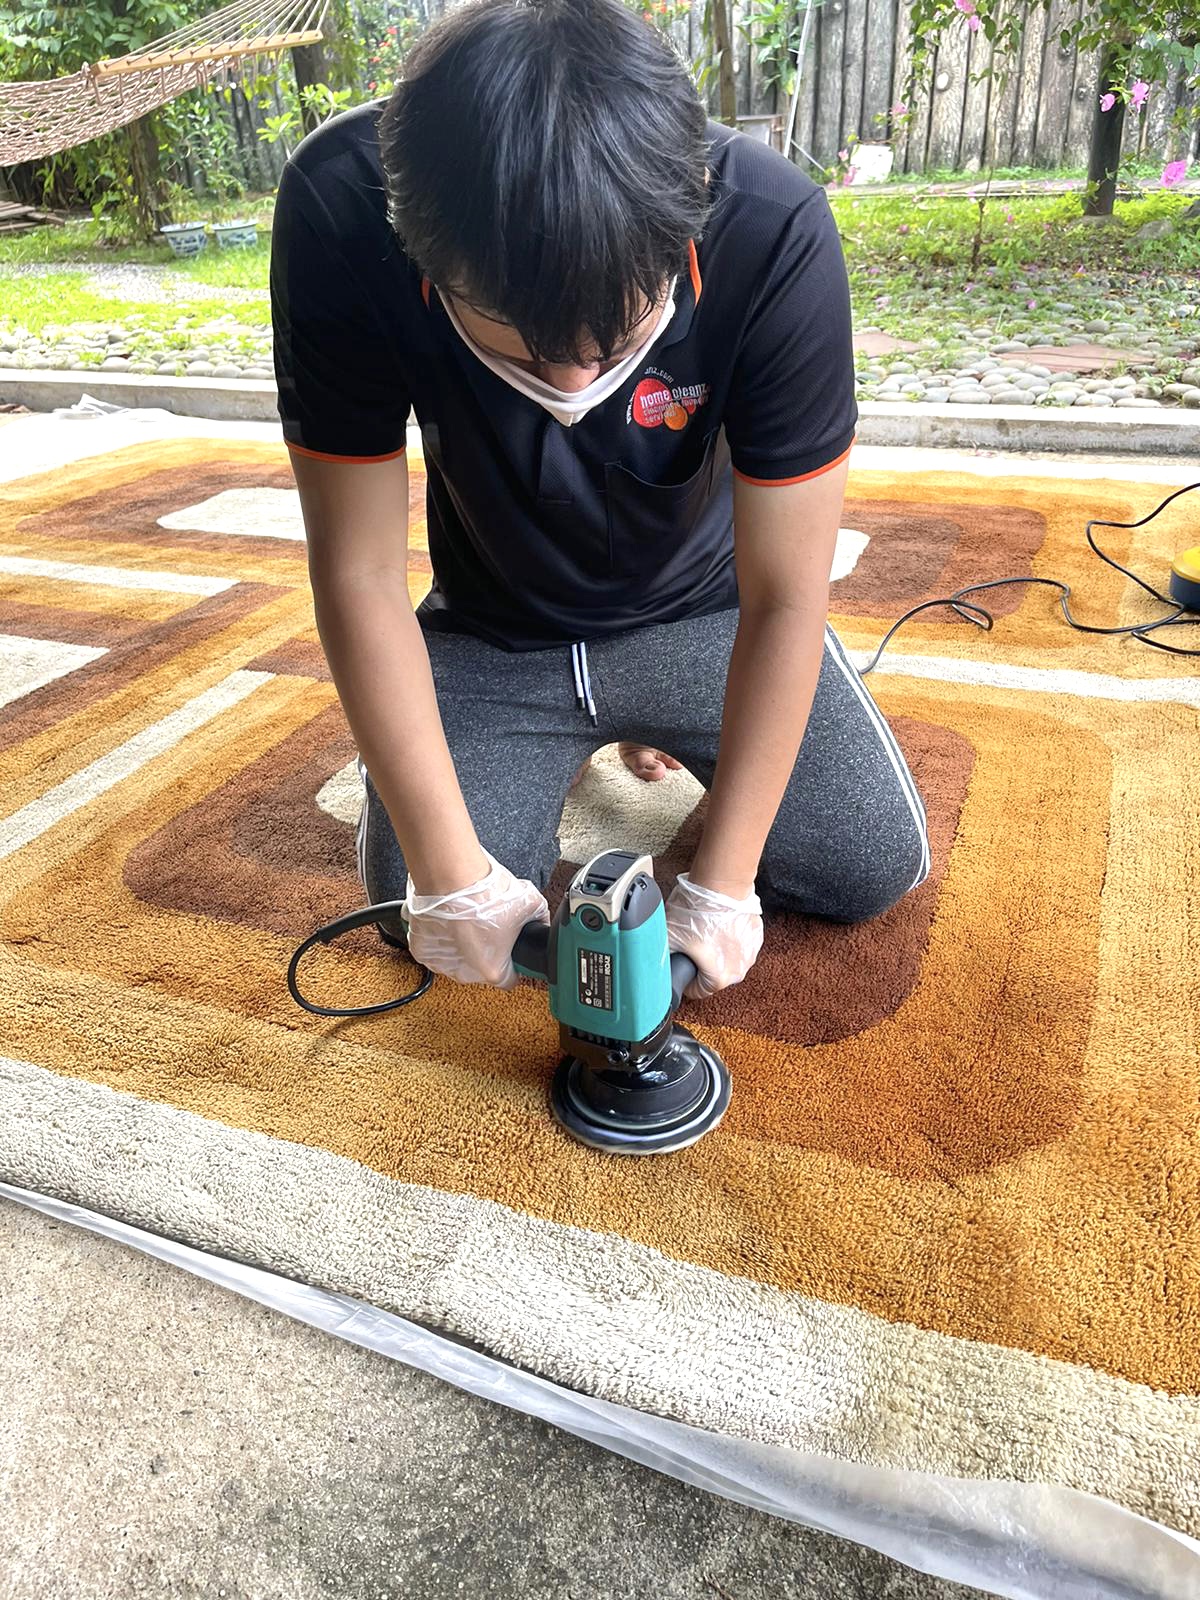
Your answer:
[2,439,1198,1403]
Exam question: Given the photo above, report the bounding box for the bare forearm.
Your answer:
[690,602,827,898]
[313,575,487,895]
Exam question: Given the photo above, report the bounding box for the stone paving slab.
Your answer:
[853,331,921,357]
[997,344,1154,373]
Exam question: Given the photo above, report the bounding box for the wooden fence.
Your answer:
[772,0,1199,175]
[165,81,290,196]
[31,0,1197,200]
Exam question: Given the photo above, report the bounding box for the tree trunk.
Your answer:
[292,4,344,136]
[1085,46,1125,217]
[709,0,738,127]
[127,113,171,236]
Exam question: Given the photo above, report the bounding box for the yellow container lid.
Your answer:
[1171,545,1200,583]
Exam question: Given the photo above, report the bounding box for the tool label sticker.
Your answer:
[578,949,613,1011]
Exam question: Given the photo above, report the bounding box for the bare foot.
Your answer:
[568,746,684,794]
[617,743,684,783]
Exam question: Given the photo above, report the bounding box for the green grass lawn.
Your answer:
[0,190,277,270]
[0,183,1195,380]
[829,187,1198,276]
[872,156,1183,188]
[0,269,271,338]
[828,188,1197,374]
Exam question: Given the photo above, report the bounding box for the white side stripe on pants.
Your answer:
[823,624,931,893]
[355,755,371,897]
[351,629,929,903]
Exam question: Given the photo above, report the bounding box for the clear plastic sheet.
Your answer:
[5,1181,1198,1600]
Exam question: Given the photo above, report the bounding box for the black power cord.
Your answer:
[859,479,1200,674]
[287,901,433,1017]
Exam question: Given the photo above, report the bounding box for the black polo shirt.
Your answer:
[271,105,856,651]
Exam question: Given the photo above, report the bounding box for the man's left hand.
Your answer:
[665,872,764,1000]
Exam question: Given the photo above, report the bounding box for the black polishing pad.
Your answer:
[550,1026,731,1156]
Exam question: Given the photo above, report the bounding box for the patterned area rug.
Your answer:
[1,432,1197,1537]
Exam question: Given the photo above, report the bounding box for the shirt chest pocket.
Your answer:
[604,428,722,581]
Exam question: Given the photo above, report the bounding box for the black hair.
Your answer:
[377,0,712,365]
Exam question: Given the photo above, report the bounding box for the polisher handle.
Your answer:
[670,953,697,1013]
[512,919,551,979]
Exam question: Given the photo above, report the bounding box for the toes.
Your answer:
[618,744,679,783]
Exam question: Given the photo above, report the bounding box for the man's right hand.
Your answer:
[402,852,549,988]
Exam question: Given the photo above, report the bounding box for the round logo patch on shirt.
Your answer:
[630,370,711,430]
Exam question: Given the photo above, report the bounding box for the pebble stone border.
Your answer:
[3,321,1198,412]
[0,318,275,384]
[5,258,1199,406]
[855,328,1200,412]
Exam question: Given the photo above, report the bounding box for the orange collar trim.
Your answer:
[421,275,431,309]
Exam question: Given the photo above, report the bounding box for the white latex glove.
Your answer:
[402,851,549,988]
[665,872,764,1000]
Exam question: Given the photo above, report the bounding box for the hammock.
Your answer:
[0,0,330,167]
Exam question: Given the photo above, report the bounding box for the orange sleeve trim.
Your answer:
[733,441,854,488]
[421,276,431,308]
[287,442,407,464]
[687,239,702,305]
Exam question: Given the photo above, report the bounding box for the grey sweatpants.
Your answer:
[358,608,929,925]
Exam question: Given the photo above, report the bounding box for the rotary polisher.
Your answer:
[512,849,730,1155]
[287,847,730,1156]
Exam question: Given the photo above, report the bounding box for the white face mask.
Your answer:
[441,280,678,427]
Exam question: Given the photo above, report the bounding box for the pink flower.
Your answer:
[891,101,907,117]
[1162,160,1188,187]
[368,80,377,91]
[954,0,976,12]
[897,223,910,234]
[838,148,849,161]
[1027,299,1036,309]
[1099,92,1116,111]
[1131,80,1150,110]
[967,14,981,29]
[1005,211,1014,222]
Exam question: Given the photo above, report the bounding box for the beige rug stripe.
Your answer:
[0,673,316,896]
[0,553,235,597]
[0,435,292,514]
[0,586,312,798]
[2,1053,1197,1535]
[0,575,190,626]
[0,671,272,861]
[0,435,426,582]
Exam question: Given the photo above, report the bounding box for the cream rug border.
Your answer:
[3,1055,1197,1538]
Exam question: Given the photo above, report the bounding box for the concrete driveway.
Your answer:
[1,1198,984,1599]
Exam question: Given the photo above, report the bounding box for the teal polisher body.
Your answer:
[513,849,730,1155]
